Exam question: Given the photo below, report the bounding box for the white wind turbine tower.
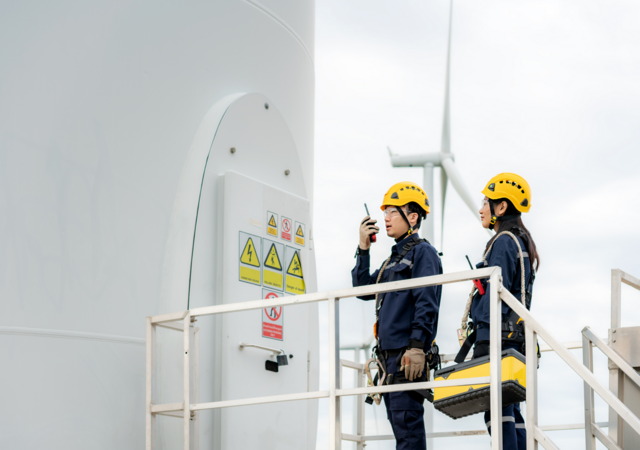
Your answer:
[388,0,484,248]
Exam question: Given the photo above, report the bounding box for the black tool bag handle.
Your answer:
[454,330,477,364]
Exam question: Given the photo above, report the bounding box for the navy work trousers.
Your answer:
[484,402,526,449]
[382,355,427,450]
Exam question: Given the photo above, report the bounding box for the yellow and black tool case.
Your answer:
[433,348,526,419]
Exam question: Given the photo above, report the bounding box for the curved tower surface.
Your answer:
[0,1,317,449]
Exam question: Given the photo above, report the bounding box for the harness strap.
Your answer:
[375,235,425,319]
[373,256,392,314]
[502,321,524,332]
[454,329,477,363]
[459,231,528,332]
[384,361,435,403]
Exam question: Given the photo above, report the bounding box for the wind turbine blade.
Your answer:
[441,157,479,222]
[440,168,448,249]
[440,0,453,155]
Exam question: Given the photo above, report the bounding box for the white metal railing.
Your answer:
[582,269,640,450]
[146,267,640,450]
[338,353,609,445]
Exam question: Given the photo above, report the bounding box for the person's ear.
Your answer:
[497,201,508,216]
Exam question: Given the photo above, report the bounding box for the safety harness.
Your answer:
[455,230,536,363]
[374,234,426,338]
[364,235,442,405]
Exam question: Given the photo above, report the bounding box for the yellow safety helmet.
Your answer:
[380,181,430,235]
[380,181,430,214]
[481,173,531,213]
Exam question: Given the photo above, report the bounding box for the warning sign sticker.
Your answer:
[262,289,283,340]
[294,221,305,247]
[266,211,278,237]
[284,246,305,295]
[281,216,292,242]
[262,239,284,291]
[238,232,261,286]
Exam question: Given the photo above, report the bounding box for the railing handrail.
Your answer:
[343,336,604,363]
[582,326,640,389]
[149,267,497,324]
[616,268,640,292]
[500,288,640,439]
[611,269,640,333]
[340,421,611,442]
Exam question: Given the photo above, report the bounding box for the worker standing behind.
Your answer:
[465,173,540,449]
[352,182,442,450]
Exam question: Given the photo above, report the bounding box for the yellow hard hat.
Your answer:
[380,181,430,214]
[481,173,531,213]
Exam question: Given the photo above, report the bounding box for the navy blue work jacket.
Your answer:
[351,234,443,351]
[470,234,532,342]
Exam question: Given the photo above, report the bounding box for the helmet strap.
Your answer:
[489,202,497,231]
[396,206,415,235]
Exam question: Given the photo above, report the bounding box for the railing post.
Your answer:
[146,317,156,450]
[611,269,622,331]
[356,349,365,450]
[582,332,595,450]
[183,312,191,450]
[610,269,622,446]
[328,297,341,450]
[192,325,199,450]
[525,324,538,450]
[490,269,503,450]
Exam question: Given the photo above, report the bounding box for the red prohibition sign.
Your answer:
[264,292,282,321]
[265,306,282,321]
[282,219,291,232]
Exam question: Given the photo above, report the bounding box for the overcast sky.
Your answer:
[312,1,640,448]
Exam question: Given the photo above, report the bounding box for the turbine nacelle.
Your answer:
[388,150,455,168]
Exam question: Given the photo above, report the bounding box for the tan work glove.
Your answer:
[400,348,425,381]
[359,215,379,250]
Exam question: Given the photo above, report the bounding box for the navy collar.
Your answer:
[391,233,419,254]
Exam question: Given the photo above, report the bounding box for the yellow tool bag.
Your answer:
[432,348,526,419]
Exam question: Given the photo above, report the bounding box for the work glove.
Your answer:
[400,348,425,381]
[359,216,380,250]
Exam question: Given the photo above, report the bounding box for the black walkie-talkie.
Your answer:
[364,203,377,243]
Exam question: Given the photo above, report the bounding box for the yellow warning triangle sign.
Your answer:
[286,251,303,278]
[240,238,260,267]
[264,244,282,271]
[268,215,277,227]
[296,225,304,237]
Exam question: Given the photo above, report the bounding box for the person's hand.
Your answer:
[359,216,379,250]
[400,348,425,381]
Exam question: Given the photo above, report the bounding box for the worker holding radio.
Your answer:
[458,173,540,449]
[352,181,443,450]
